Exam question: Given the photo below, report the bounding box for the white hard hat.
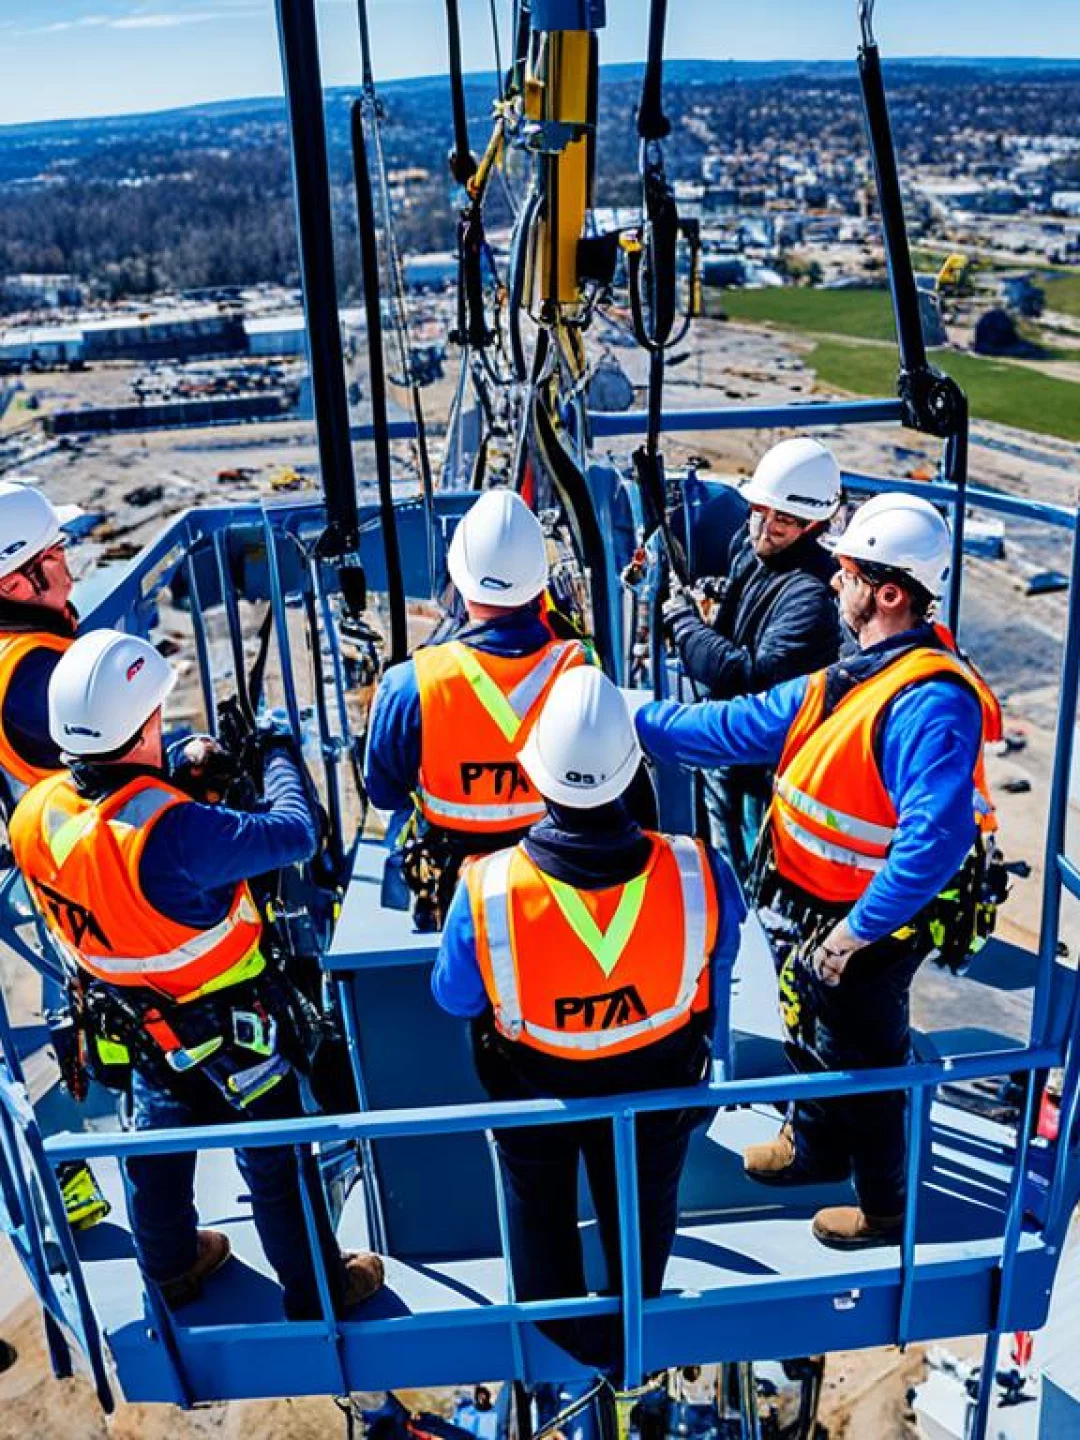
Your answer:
[740,438,842,522]
[832,492,952,599]
[0,481,63,580]
[448,489,548,608]
[519,667,642,809]
[49,629,177,756]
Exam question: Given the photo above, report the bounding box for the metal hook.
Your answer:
[858,0,876,48]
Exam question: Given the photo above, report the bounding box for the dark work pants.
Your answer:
[495,1111,695,1370]
[787,933,925,1217]
[125,1068,343,1319]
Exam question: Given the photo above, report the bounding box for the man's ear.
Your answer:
[877,583,903,609]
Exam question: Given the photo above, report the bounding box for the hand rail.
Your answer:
[38,1045,1062,1162]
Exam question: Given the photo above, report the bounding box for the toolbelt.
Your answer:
[894,833,1009,975]
[69,968,323,1111]
[751,831,1011,1048]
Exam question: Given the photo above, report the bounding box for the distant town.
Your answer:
[1,57,1079,468]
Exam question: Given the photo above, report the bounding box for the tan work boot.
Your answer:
[743,1122,800,1182]
[158,1229,232,1309]
[811,1206,903,1249]
[340,1250,385,1309]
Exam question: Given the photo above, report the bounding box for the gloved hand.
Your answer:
[661,585,700,636]
[256,719,298,758]
[168,733,241,804]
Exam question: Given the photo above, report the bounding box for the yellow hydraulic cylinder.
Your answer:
[526,28,596,313]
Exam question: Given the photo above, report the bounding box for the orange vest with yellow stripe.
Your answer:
[414,636,587,835]
[771,642,1002,905]
[466,833,718,1060]
[10,772,265,1002]
[0,631,70,793]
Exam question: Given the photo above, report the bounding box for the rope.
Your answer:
[355,0,439,600]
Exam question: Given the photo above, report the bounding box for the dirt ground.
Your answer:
[2,310,1078,1436]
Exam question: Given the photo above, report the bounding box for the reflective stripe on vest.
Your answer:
[771,644,1000,905]
[774,775,896,849]
[452,641,576,743]
[65,894,262,977]
[417,792,547,826]
[11,773,265,1001]
[777,811,887,875]
[479,835,710,1054]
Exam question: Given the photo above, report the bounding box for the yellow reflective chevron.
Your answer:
[450,643,523,742]
[539,870,648,980]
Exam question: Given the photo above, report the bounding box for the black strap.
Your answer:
[445,0,477,184]
[636,0,671,141]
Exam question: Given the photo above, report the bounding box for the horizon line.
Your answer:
[3,52,1080,134]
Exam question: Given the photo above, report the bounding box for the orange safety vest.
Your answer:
[771,640,1002,906]
[467,833,718,1059]
[414,636,588,835]
[10,772,265,1003]
[0,631,70,792]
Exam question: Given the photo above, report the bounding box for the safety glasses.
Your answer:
[14,540,67,595]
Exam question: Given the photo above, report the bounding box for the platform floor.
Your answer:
[50,843,1053,1402]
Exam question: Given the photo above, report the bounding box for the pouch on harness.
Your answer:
[71,967,323,1111]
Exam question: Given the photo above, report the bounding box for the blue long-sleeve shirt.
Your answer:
[635,631,985,943]
[139,747,320,928]
[364,607,575,814]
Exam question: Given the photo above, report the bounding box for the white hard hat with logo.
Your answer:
[519,667,641,809]
[49,629,177,756]
[0,481,71,580]
[832,491,952,599]
[740,438,842,522]
[448,489,549,608]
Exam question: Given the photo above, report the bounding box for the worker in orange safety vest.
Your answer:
[364,488,594,926]
[0,479,112,1232]
[636,493,1004,1251]
[10,628,384,1317]
[433,667,745,1368]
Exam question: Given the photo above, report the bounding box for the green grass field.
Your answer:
[1043,273,1080,319]
[712,286,898,342]
[808,340,1080,443]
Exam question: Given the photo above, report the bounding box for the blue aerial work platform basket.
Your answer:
[2,1,1080,1435]
[1,411,1079,1434]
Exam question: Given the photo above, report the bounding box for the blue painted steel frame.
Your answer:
[3,395,1080,1411]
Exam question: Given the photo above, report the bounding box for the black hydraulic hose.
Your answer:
[350,100,408,664]
[445,0,477,185]
[637,0,671,141]
[943,391,969,634]
[355,0,375,94]
[856,34,928,377]
[273,0,362,566]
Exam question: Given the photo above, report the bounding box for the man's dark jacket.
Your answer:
[669,524,841,698]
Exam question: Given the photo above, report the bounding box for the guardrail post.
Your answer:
[613,1109,643,1389]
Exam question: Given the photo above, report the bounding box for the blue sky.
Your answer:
[1,0,1078,127]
